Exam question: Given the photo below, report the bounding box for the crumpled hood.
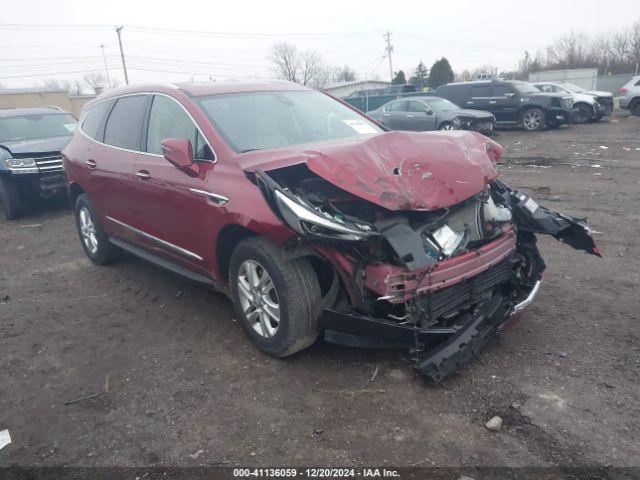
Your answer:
[241,131,500,211]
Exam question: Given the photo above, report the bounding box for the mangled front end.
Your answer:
[251,132,600,381]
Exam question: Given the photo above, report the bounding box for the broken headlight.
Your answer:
[274,190,376,241]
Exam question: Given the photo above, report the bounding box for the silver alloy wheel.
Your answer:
[523,110,543,130]
[440,123,454,130]
[79,206,98,254]
[237,259,280,338]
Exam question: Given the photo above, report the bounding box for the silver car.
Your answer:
[619,76,640,116]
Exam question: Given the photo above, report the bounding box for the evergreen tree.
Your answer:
[428,57,454,89]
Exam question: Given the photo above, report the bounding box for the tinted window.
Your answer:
[103,96,147,150]
[472,85,492,97]
[81,101,111,140]
[537,85,553,93]
[387,100,408,112]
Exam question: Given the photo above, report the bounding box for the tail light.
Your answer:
[619,87,628,94]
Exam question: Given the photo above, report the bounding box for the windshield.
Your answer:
[561,83,586,93]
[0,113,77,143]
[512,82,540,94]
[197,90,383,153]
[424,97,460,112]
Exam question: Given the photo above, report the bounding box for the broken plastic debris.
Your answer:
[189,449,204,459]
[598,146,608,150]
[0,430,11,450]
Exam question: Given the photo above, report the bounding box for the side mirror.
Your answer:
[505,92,516,98]
[425,108,434,115]
[161,138,193,168]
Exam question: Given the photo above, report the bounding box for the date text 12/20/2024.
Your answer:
[233,468,400,478]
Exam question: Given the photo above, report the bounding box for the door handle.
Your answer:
[383,113,390,116]
[406,114,414,117]
[85,159,97,168]
[489,100,497,104]
[467,101,474,105]
[136,170,151,180]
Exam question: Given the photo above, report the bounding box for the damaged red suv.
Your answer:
[62,82,599,380]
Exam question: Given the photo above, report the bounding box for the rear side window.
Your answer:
[472,85,492,97]
[103,96,148,150]
[81,101,112,140]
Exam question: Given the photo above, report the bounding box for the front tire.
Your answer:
[438,122,454,130]
[229,237,322,358]
[574,103,594,124]
[0,176,24,220]
[74,194,122,264]
[521,108,545,131]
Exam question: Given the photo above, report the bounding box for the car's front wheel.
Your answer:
[439,122,455,130]
[521,108,545,131]
[574,103,594,124]
[74,194,122,264]
[229,237,322,358]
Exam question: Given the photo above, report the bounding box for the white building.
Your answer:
[323,80,390,98]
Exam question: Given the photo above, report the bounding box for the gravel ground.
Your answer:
[1,111,639,469]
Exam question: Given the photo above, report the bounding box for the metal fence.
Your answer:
[596,74,635,94]
[342,92,432,112]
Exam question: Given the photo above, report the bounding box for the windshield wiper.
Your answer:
[241,148,261,153]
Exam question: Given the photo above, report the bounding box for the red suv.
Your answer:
[62,82,599,380]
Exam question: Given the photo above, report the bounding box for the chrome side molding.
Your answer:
[106,216,203,261]
[189,188,229,206]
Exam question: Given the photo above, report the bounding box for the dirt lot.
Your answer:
[1,112,639,469]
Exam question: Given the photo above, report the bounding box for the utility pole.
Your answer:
[99,44,112,89]
[383,31,393,82]
[115,26,129,85]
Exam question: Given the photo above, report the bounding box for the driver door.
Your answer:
[130,94,217,276]
[406,100,437,131]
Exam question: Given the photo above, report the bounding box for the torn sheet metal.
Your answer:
[0,429,11,450]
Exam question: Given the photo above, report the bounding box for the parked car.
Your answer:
[435,80,574,131]
[367,96,495,134]
[533,82,612,123]
[618,76,640,116]
[0,107,77,220]
[62,82,599,380]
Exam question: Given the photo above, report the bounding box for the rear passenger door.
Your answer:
[491,84,519,122]
[88,95,149,240]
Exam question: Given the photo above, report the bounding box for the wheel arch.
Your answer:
[68,182,86,208]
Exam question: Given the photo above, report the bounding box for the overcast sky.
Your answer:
[1,0,639,89]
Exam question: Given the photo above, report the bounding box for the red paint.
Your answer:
[63,81,509,300]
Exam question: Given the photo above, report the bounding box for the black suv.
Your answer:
[0,107,77,220]
[435,80,574,131]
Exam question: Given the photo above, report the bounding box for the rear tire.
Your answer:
[229,237,322,358]
[0,176,24,220]
[74,194,122,265]
[521,108,545,131]
[630,99,640,117]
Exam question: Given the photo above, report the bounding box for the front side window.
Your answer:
[103,95,148,150]
[424,98,460,112]
[197,90,383,153]
[0,113,77,143]
[146,96,213,160]
[386,100,408,112]
[512,82,539,94]
[408,101,428,113]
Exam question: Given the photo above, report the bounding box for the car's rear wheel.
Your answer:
[229,237,322,358]
[521,108,545,131]
[630,99,640,117]
[574,103,594,124]
[74,194,122,264]
[0,176,24,220]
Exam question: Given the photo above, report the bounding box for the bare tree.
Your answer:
[611,30,630,65]
[333,64,357,83]
[269,42,334,88]
[83,72,109,94]
[42,78,83,95]
[629,21,640,74]
[270,43,301,83]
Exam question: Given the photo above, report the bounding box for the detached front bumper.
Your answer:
[546,108,572,125]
